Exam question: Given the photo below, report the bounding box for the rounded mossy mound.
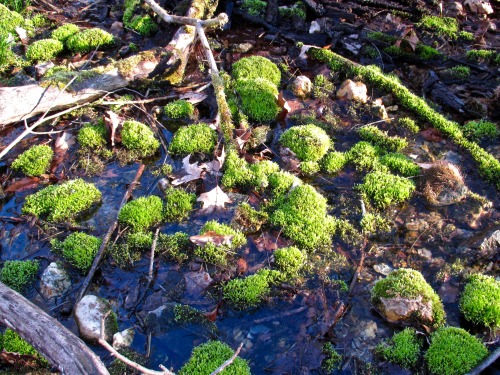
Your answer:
[179,340,250,375]
[0,260,39,293]
[164,99,194,119]
[235,78,280,122]
[26,39,64,62]
[121,120,160,157]
[379,153,420,177]
[66,28,114,53]
[78,123,108,149]
[51,23,80,42]
[375,328,422,369]
[22,179,102,222]
[424,327,488,375]
[371,268,445,328]
[321,151,348,174]
[163,187,196,222]
[11,144,53,177]
[51,232,102,273]
[232,56,281,86]
[280,124,331,162]
[118,195,163,232]
[274,246,306,280]
[0,4,24,35]
[459,273,500,329]
[359,170,415,209]
[169,123,217,155]
[223,269,276,309]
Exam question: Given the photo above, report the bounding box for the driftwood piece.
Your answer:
[0,282,109,375]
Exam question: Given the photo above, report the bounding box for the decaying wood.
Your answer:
[0,282,109,375]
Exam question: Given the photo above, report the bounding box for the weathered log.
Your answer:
[0,282,109,375]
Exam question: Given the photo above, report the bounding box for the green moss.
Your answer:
[163,187,195,222]
[51,23,80,42]
[1,329,47,365]
[270,184,334,250]
[346,141,382,171]
[121,120,160,157]
[127,231,153,250]
[51,232,101,272]
[463,120,499,142]
[360,212,392,236]
[458,31,474,41]
[118,195,163,232]
[359,125,408,152]
[231,202,268,233]
[416,45,442,60]
[313,74,334,101]
[0,260,39,293]
[425,327,488,375]
[371,268,446,327]
[268,170,300,198]
[25,38,63,62]
[320,151,347,174]
[274,246,305,280]
[279,2,306,20]
[398,117,419,133]
[164,99,194,119]
[367,31,398,44]
[280,124,331,162]
[23,179,102,222]
[466,49,497,62]
[246,125,270,149]
[359,169,415,209]
[449,65,470,79]
[0,33,16,71]
[383,45,406,57]
[249,160,280,189]
[376,328,422,368]
[300,160,320,175]
[223,269,272,309]
[232,56,281,86]
[158,232,190,262]
[66,27,114,53]
[0,4,24,35]
[379,153,420,177]
[221,149,253,188]
[235,78,280,123]
[11,144,53,177]
[78,123,108,149]
[169,123,217,155]
[418,16,458,39]
[322,342,342,372]
[179,340,250,375]
[123,0,158,36]
[459,274,500,329]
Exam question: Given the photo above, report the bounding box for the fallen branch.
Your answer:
[76,163,146,304]
[209,343,244,375]
[0,282,109,374]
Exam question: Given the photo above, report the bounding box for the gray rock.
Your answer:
[74,295,117,342]
[379,295,433,324]
[373,263,393,276]
[458,228,500,259]
[232,42,254,53]
[113,328,135,350]
[40,262,71,299]
[292,76,312,99]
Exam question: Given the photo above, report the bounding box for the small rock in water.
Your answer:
[417,248,432,260]
[421,161,467,206]
[232,42,254,53]
[40,262,71,299]
[309,20,321,33]
[113,328,135,350]
[373,263,393,276]
[74,295,117,342]
[337,79,368,103]
[292,76,312,99]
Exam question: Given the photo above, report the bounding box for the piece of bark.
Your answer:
[0,282,109,375]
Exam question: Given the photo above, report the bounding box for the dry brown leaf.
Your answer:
[395,25,419,51]
[277,91,291,122]
[5,177,40,193]
[201,146,226,176]
[190,231,234,247]
[196,185,232,213]
[54,131,74,153]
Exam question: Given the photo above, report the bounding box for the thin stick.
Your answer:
[99,95,177,106]
[209,343,244,375]
[348,240,367,296]
[253,306,307,324]
[76,163,146,304]
[149,228,160,283]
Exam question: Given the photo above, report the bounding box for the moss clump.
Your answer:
[424,327,488,375]
[121,120,160,157]
[270,184,334,250]
[25,39,63,62]
[379,153,420,177]
[359,170,415,209]
[51,23,80,42]
[127,231,153,250]
[274,246,305,280]
[372,268,446,328]
[23,179,101,222]
[158,232,190,262]
[300,160,320,175]
[169,123,217,155]
[280,124,331,162]
[249,160,280,189]
[398,117,419,133]
[466,49,499,64]
[322,343,342,372]
[11,144,53,177]
[235,78,280,122]
[459,274,500,330]
[123,0,158,36]
[118,195,163,232]
[241,0,266,16]
[376,328,422,369]
[0,260,39,293]
[416,45,442,60]
[179,340,250,375]
[1,329,47,365]
[0,4,23,35]
[163,187,195,222]
[223,269,273,309]
[231,202,268,233]
[463,120,499,142]
[313,74,334,101]
[449,65,471,80]
[321,151,348,174]
[346,141,382,171]
[66,28,114,53]
[51,232,101,272]
[78,123,108,149]
[279,2,306,19]
[232,56,281,86]
[418,15,458,39]
[221,149,253,188]
[360,212,392,236]
[268,170,300,198]
[164,99,194,119]
[359,125,408,152]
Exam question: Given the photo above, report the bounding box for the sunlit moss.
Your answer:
[164,99,194,119]
[51,232,101,272]
[1,329,48,365]
[25,39,64,62]
[321,151,348,174]
[359,125,408,152]
[78,123,108,149]
[375,328,422,369]
[280,124,331,162]
[417,15,458,39]
[459,274,500,329]
[11,144,53,177]
[118,195,163,231]
[66,28,114,53]
[169,123,217,155]
[232,55,281,86]
[359,170,415,208]
[51,23,80,42]
[163,187,195,222]
[0,260,39,293]
[235,78,280,122]
[121,120,160,157]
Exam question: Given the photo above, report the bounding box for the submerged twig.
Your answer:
[209,343,244,375]
[148,227,160,284]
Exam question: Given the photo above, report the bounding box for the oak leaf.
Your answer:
[196,185,232,213]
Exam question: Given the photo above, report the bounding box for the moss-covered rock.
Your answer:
[164,99,194,119]
[51,23,80,42]
[232,56,281,86]
[163,187,195,222]
[371,268,445,328]
[0,260,39,293]
[11,144,53,177]
[23,179,102,222]
[51,232,101,273]
[179,340,251,375]
[121,120,160,157]
[235,78,280,122]
[424,327,488,375]
[359,170,415,209]
[25,38,64,62]
[169,123,217,155]
[375,328,422,369]
[459,273,500,330]
[280,124,331,162]
[78,123,108,149]
[66,28,114,53]
[118,195,163,232]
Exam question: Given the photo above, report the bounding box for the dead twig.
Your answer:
[253,306,308,323]
[209,343,244,375]
[148,227,160,284]
[348,240,367,296]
